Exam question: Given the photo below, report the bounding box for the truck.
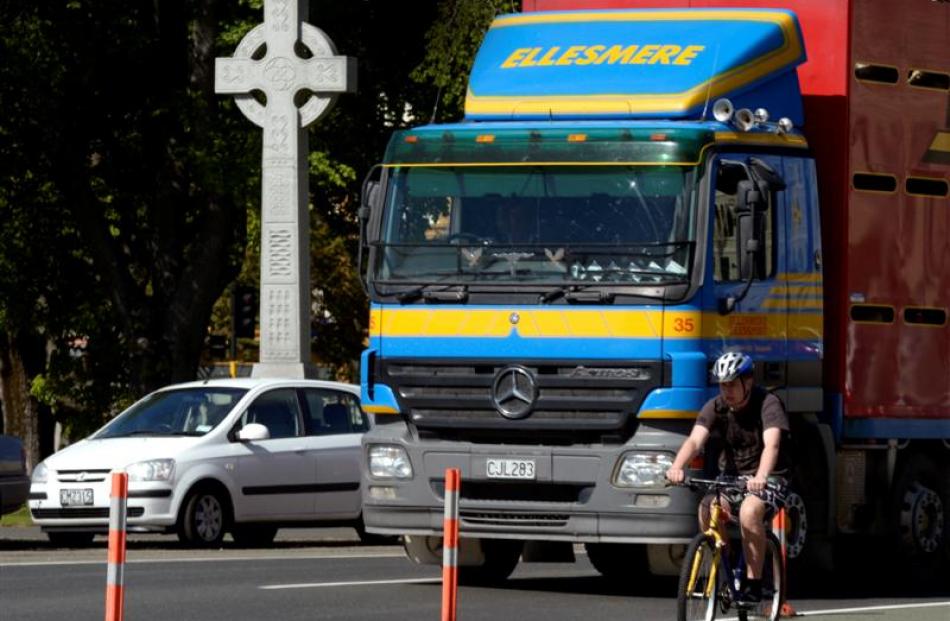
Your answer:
[358,0,950,583]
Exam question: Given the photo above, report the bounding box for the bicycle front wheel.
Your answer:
[677,533,721,621]
[738,532,785,621]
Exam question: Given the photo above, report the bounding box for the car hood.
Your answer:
[44,437,205,472]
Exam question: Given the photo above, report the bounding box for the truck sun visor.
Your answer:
[465,9,807,123]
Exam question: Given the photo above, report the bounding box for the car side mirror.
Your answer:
[236,423,270,442]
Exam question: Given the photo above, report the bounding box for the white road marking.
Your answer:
[260,577,441,590]
[794,601,950,616]
[1,550,405,568]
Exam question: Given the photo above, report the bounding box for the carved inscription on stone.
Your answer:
[263,168,292,218]
[267,228,294,279]
[264,286,294,361]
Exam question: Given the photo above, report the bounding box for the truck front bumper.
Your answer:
[362,421,698,544]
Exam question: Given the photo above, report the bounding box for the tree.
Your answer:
[0,0,506,464]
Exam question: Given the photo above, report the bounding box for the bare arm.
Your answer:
[749,426,782,491]
[666,424,710,484]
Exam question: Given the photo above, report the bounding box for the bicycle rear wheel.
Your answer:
[738,532,784,621]
[677,533,720,621]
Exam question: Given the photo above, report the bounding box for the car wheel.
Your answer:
[231,524,278,547]
[178,487,229,547]
[47,531,96,547]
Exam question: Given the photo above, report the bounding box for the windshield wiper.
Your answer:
[540,285,614,304]
[396,285,468,304]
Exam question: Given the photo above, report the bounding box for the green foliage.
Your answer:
[0,0,501,431]
[410,0,519,122]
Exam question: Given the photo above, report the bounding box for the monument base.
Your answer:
[251,362,321,379]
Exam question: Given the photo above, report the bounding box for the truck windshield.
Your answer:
[95,388,248,438]
[374,165,697,286]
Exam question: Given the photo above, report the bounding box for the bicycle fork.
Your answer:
[685,540,722,599]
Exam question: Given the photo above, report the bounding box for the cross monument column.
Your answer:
[215,0,356,378]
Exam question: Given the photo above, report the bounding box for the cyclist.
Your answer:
[666,351,791,604]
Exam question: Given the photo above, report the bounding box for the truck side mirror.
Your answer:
[359,165,383,294]
[735,180,767,280]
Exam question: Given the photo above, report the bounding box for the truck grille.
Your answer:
[381,359,662,441]
[433,480,590,504]
[460,512,570,527]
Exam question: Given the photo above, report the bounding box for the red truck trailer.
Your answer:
[523,0,950,570]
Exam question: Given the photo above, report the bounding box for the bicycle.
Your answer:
[675,477,786,621]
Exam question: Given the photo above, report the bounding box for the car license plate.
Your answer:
[486,458,536,480]
[60,488,94,507]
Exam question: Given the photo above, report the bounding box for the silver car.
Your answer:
[29,378,374,547]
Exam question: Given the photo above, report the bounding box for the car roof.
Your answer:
[155,377,359,394]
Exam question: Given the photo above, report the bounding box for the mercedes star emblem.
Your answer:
[491,366,537,419]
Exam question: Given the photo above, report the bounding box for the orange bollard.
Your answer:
[105,471,128,621]
[441,468,460,621]
[772,508,798,617]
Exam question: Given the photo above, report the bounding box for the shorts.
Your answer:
[701,476,789,521]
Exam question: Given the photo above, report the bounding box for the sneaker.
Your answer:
[738,581,762,605]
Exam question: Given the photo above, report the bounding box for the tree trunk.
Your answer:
[0,332,40,470]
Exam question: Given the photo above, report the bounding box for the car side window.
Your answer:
[303,390,367,435]
[240,389,302,439]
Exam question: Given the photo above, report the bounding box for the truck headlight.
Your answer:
[31,461,49,484]
[614,452,674,488]
[126,459,175,482]
[368,445,413,480]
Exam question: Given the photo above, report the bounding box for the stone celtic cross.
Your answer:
[215,0,356,378]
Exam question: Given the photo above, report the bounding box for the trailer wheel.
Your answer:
[892,452,946,579]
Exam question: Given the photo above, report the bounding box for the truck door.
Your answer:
[707,155,788,388]
[779,155,824,411]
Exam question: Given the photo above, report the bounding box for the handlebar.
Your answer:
[676,476,784,494]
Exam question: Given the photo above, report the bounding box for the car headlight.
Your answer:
[126,459,175,482]
[368,445,413,480]
[31,461,49,484]
[614,452,674,488]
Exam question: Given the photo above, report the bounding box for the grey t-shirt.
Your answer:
[695,386,791,476]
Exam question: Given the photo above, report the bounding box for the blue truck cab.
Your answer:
[358,9,823,580]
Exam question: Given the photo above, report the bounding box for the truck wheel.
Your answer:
[458,539,523,586]
[892,452,946,581]
[47,531,96,547]
[177,486,230,547]
[584,543,648,582]
[786,421,834,582]
[230,524,278,547]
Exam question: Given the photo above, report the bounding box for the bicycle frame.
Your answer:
[685,496,746,603]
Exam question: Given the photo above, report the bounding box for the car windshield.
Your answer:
[95,388,248,438]
[373,165,697,287]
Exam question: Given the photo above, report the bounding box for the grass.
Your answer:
[0,504,33,527]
